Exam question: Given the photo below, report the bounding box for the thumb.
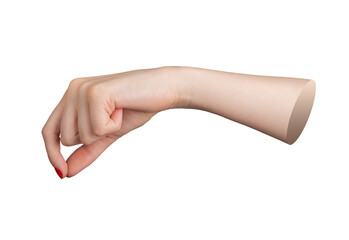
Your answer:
[66,136,118,177]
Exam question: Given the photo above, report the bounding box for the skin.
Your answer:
[42,66,315,178]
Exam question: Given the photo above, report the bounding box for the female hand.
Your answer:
[42,66,315,178]
[42,67,178,178]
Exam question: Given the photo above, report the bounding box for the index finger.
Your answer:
[42,92,68,178]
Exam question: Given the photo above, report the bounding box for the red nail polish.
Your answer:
[55,167,63,179]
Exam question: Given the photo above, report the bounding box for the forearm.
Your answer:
[168,66,315,144]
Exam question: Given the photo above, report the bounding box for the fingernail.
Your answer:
[54,167,64,179]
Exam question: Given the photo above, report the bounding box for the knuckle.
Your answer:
[92,125,105,137]
[41,126,48,138]
[60,135,75,146]
[87,83,104,102]
[69,78,85,90]
[78,81,90,97]
[80,134,94,145]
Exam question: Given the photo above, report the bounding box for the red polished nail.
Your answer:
[54,167,63,179]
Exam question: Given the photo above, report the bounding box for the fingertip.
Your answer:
[54,164,68,179]
[47,152,68,179]
[66,156,83,178]
[54,167,64,179]
[65,170,76,178]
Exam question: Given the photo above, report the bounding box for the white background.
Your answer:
[0,0,348,239]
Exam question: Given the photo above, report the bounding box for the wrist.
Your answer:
[161,66,194,109]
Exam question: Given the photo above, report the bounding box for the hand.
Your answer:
[42,66,315,178]
[42,67,177,178]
